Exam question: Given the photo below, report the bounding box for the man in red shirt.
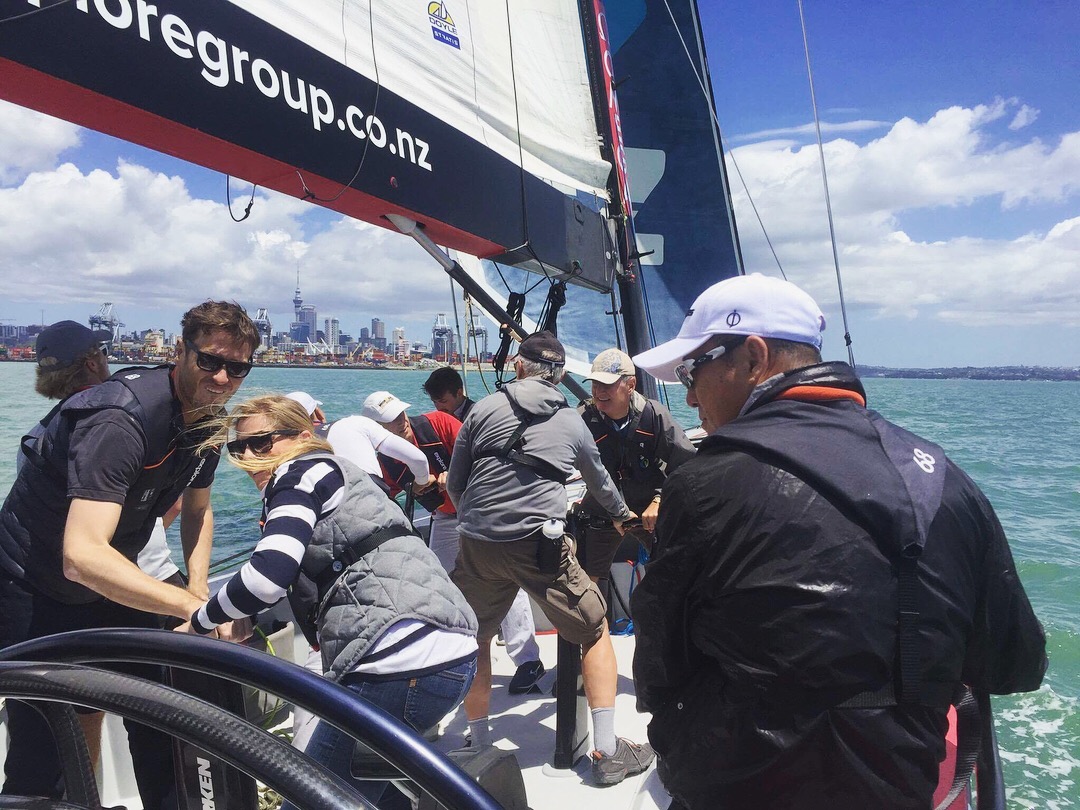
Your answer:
[361,391,546,696]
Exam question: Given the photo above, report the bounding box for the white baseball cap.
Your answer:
[633,273,826,383]
[285,391,322,416]
[361,390,410,423]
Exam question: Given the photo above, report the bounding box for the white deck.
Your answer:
[428,630,670,810]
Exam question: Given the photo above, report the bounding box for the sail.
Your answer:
[606,0,744,343]
[0,0,616,286]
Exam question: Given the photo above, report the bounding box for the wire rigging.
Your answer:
[294,0,381,204]
[797,0,856,366]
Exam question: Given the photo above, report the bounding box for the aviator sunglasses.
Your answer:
[675,337,746,389]
[184,339,253,379]
[226,430,301,458]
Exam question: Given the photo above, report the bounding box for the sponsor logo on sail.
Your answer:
[428,2,460,49]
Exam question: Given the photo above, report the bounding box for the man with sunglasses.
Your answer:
[0,301,260,806]
[628,274,1046,809]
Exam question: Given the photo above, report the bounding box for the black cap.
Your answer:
[518,331,565,364]
[36,321,112,369]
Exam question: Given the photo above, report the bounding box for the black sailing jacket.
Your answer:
[632,362,1046,809]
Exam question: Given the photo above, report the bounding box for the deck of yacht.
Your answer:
[431,630,668,810]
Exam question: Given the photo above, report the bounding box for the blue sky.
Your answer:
[1,1,1078,367]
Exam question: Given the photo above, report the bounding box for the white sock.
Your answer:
[469,717,492,748]
[591,707,617,756]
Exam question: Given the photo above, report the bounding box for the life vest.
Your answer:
[5,366,213,602]
[582,399,663,489]
[376,413,450,490]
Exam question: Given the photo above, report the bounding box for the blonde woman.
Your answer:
[181,394,478,806]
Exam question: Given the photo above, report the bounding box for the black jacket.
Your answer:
[632,362,1046,809]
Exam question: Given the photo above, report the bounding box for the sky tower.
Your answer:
[292,266,303,321]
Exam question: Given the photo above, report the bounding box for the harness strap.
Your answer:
[311,525,417,598]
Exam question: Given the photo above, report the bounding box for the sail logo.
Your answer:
[428,2,461,49]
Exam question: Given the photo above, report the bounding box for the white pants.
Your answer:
[429,510,540,666]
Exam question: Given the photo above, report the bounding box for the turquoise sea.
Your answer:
[1,362,1077,807]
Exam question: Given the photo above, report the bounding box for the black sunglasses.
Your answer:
[226,430,301,458]
[674,337,747,389]
[184,339,253,379]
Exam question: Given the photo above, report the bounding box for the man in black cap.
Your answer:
[31,319,113,399]
[447,331,655,787]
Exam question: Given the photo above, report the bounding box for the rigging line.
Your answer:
[797,0,855,366]
[463,295,493,395]
[294,0,381,204]
[226,176,257,222]
[502,0,533,259]
[659,0,784,278]
[0,0,72,25]
[449,275,468,386]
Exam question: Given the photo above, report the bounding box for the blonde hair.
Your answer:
[198,394,333,474]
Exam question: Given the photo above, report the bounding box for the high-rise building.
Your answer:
[325,317,341,352]
[371,318,386,351]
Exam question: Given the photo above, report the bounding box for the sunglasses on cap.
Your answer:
[184,339,253,379]
[226,430,301,459]
[675,337,747,389]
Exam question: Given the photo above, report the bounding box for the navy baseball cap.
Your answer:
[36,321,112,369]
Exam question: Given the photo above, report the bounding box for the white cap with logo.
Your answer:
[633,273,826,383]
[361,390,410,423]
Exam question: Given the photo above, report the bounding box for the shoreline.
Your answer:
[1,357,1077,380]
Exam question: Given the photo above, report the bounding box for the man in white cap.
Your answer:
[576,348,695,586]
[284,391,432,495]
[629,274,1046,808]
[361,390,547,697]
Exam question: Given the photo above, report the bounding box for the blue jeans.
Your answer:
[284,657,476,809]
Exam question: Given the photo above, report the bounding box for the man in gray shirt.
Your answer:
[447,331,654,786]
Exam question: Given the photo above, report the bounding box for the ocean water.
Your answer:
[1,363,1076,805]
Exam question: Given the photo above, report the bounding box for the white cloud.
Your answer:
[1009,104,1040,131]
[0,151,451,335]
[0,100,80,184]
[728,100,1080,331]
[731,119,890,143]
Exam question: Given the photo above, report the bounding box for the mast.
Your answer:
[578,0,658,397]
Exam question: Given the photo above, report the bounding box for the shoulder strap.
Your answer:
[311,525,418,604]
[475,391,567,484]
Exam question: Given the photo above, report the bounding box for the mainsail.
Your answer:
[0,0,740,367]
[0,0,616,287]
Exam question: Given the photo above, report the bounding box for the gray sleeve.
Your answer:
[446,417,473,508]
[574,418,631,521]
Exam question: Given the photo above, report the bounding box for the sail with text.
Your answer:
[0,0,620,289]
[460,0,744,371]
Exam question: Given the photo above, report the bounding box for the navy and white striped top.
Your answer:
[191,456,344,634]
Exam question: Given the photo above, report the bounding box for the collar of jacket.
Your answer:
[743,361,867,415]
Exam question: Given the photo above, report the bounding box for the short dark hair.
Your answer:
[423,366,464,398]
[181,301,260,357]
[764,337,822,368]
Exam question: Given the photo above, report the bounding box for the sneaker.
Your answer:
[590,737,655,786]
[507,660,545,695]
